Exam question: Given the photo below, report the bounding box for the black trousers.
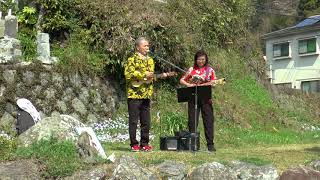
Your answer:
[188,98,214,147]
[127,98,151,147]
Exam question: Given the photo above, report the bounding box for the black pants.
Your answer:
[188,98,214,147]
[128,98,151,147]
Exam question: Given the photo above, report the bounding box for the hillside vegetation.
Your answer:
[0,0,319,178]
[13,0,320,151]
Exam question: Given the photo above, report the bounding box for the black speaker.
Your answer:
[177,132,200,151]
[160,136,178,151]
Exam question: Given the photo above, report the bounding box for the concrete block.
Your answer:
[37,42,50,58]
[37,33,49,43]
[0,20,5,38]
[4,15,18,38]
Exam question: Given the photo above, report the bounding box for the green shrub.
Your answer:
[18,29,37,61]
[51,34,108,74]
[34,0,79,38]
[18,6,37,27]
[154,112,187,136]
[298,0,320,17]
[0,1,18,15]
[17,6,38,61]
[16,138,81,178]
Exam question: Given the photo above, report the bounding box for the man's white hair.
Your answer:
[135,37,149,48]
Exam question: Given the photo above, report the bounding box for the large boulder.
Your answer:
[63,164,115,180]
[0,112,16,133]
[18,114,85,147]
[188,162,237,180]
[310,160,320,171]
[0,159,41,179]
[3,69,16,84]
[72,98,87,116]
[156,160,188,180]
[229,161,279,180]
[111,156,159,180]
[280,166,320,180]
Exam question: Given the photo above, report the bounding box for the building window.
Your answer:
[273,42,289,58]
[298,38,317,54]
[301,80,320,92]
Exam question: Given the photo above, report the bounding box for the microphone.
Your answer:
[147,49,156,58]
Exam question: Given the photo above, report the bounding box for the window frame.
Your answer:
[272,41,291,60]
[301,80,320,93]
[298,37,318,55]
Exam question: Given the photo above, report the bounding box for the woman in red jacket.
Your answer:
[180,49,217,152]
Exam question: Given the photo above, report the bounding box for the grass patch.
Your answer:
[0,137,17,162]
[16,138,82,178]
[103,141,320,171]
[217,125,320,148]
[231,75,273,108]
[238,157,272,166]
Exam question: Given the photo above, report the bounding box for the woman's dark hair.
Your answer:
[194,49,209,67]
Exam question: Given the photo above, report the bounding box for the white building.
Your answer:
[262,15,320,92]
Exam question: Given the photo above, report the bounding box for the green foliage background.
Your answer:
[12,0,320,139]
[3,0,319,178]
[18,0,254,75]
[16,0,320,134]
[298,0,320,17]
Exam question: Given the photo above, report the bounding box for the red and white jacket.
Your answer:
[180,66,216,84]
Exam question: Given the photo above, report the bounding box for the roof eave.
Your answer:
[261,24,320,40]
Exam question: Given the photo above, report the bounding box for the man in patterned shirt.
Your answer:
[124,37,158,152]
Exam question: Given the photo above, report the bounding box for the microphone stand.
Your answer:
[193,83,199,152]
[191,77,203,152]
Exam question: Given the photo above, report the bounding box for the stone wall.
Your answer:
[0,11,119,135]
[0,62,119,134]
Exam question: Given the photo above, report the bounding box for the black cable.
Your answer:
[148,51,187,73]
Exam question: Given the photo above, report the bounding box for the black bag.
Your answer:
[16,107,35,135]
[160,136,179,151]
[175,131,200,151]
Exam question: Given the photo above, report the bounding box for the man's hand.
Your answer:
[146,71,154,79]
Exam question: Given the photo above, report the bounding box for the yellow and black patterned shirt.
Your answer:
[124,52,155,99]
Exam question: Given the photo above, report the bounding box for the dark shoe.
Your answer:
[208,144,216,152]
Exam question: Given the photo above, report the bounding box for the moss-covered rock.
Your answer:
[18,114,85,147]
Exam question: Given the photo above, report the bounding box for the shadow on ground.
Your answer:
[305,146,320,153]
